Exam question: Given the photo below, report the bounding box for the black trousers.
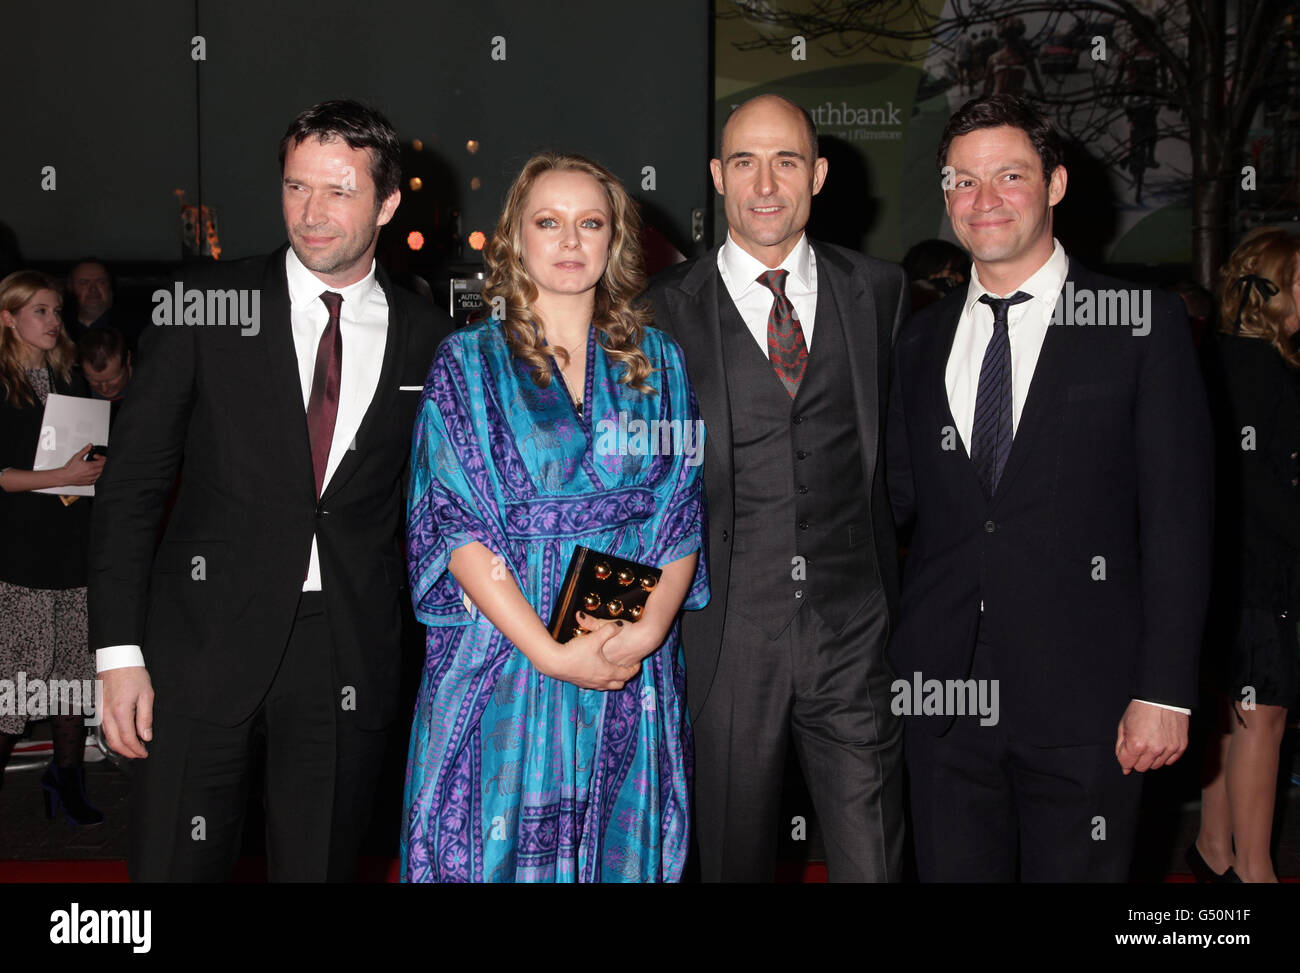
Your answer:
[904,622,1144,882]
[128,592,389,882]
[691,588,903,882]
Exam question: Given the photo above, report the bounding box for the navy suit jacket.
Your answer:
[887,258,1213,742]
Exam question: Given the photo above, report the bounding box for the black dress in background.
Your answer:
[1205,331,1300,711]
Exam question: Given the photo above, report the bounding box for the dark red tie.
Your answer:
[307,291,343,498]
[757,269,808,397]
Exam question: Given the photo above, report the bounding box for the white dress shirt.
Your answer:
[945,238,1066,454]
[945,239,1187,716]
[717,230,817,353]
[96,249,388,672]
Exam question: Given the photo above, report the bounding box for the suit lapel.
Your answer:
[320,264,404,503]
[670,248,735,511]
[259,247,316,499]
[811,242,881,488]
[931,298,971,462]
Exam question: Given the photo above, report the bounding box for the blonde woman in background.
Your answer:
[0,270,105,824]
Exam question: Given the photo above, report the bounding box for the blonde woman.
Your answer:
[402,154,707,882]
[0,270,105,823]
[1193,228,1300,883]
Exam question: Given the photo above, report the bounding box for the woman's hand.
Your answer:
[59,442,106,487]
[575,610,666,669]
[541,620,639,691]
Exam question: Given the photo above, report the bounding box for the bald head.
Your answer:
[720,94,818,164]
[710,93,828,267]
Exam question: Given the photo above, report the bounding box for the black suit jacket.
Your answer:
[645,239,909,718]
[887,259,1213,742]
[88,246,453,729]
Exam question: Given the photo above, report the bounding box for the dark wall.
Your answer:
[3,0,710,268]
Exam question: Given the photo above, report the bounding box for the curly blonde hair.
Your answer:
[1218,227,1300,368]
[482,153,655,392]
[0,270,75,407]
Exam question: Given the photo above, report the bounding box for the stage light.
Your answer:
[466,139,479,154]
[409,177,423,191]
[468,231,486,251]
[470,177,482,191]
[407,231,425,251]
[411,139,423,152]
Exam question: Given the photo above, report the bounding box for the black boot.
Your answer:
[41,762,104,826]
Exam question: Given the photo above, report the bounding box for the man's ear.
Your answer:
[709,158,725,197]
[1047,165,1067,208]
[376,189,401,228]
[811,156,828,196]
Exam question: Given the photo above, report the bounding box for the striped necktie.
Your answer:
[971,291,1031,497]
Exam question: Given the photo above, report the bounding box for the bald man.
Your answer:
[646,94,910,881]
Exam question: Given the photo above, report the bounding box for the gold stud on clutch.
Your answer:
[617,568,635,586]
[607,599,624,616]
[571,626,588,638]
[594,562,612,580]
[629,604,643,620]
[583,592,601,611]
[640,575,657,591]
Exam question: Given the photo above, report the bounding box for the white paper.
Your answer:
[32,393,110,496]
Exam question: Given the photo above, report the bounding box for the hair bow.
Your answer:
[1233,273,1279,334]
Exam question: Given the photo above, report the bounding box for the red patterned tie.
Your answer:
[757,269,808,397]
[307,291,343,498]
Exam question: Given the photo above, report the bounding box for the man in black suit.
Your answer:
[90,100,453,881]
[888,95,1212,881]
[646,94,909,881]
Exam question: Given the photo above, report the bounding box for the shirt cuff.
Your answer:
[1133,698,1191,715]
[96,645,146,672]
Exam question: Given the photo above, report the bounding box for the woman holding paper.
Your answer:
[402,154,708,882]
[0,270,106,824]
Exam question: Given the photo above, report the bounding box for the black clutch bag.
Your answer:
[548,546,662,643]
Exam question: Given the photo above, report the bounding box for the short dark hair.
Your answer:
[278,100,402,203]
[902,238,970,282]
[720,94,819,162]
[76,326,127,371]
[936,94,1064,182]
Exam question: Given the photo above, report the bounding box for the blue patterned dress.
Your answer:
[402,318,708,882]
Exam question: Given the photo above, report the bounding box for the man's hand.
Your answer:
[1115,700,1187,775]
[100,666,155,759]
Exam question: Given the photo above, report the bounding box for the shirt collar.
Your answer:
[720,230,814,295]
[285,246,378,313]
[963,237,1068,321]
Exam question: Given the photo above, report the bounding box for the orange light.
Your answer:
[468,230,486,251]
[466,139,479,154]
[411,139,423,152]
[470,177,482,191]
[409,177,423,191]
[407,231,425,251]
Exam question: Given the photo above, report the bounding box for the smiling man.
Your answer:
[89,101,454,881]
[887,95,1212,881]
[646,94,910,881]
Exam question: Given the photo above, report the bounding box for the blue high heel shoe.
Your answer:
[40,762,104,826]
